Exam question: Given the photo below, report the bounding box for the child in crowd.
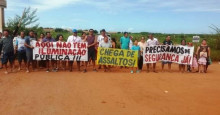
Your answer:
[131,39,140,74]
[198,48,207,73]
[191,53,198,72]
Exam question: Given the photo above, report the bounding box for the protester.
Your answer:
[38,33,44,42]
[137,36,146,70]
[24,30,37,73]
[0,32,3,69]
[0,24,20,74]
[129,36,133,50]
[161,35,173,72]
[179,39,187,73]
[146,34,159,73]
[43,32,56,72]
[56,34,66,70]
[198,48,208,73]
[120,32,130,50]
[191,53,198,72]
[81,32,87,66]
[111,38,116,48]
[97,29,111,44]
[97,29,111,69]
[99,36,112,72]
[187,42,193,72]
[15,31,27,71]
[67,29,81,72]
[37,33,46,69]
[196,39,211,73]
[84,29,97,73]
[119,32,130,69]
[131,39,141,74]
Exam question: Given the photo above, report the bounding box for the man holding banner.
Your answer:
[67,29,81,72]
[42,32,56,72]
[146,34,159,73]
[24,30,37,73]
[161,35,173,72]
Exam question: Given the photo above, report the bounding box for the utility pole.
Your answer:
[0,0,6,32]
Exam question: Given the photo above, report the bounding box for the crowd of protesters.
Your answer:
[0,27,211,74]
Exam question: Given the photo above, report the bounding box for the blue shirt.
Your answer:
[25,36,36,53]
[42,37,56,42]
[120,36,130,49]
[131,45,140,57]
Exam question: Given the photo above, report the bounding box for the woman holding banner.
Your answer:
[196,39,211,73]
[137,36,146,70]
[179,39,187,73]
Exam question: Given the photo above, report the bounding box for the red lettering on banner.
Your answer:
[36,42,40,47]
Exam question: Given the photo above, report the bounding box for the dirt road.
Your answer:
[0,63,220,115]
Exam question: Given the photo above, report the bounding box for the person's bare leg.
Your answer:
[92,60,96,70]
[77,61,80,71]
[26,61,30,72]
[4,64,8,74]
[161,63,164,72]
[153,63,157,72]
[168,63,171,72]
[179,65,181,72]
[182,65,185,73]
[146,64,150,72]
[18,61,22,71]
[10,62,13,72]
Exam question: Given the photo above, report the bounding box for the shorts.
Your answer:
[26,51,33,62]
[88,48,96,61]
[162,61,172,64]
[2,51,14,64]
[17,51,27,62]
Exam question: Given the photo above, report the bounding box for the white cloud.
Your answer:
[5,0,220,13]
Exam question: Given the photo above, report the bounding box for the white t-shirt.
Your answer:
[16,37,25,51]
[67,35,81,43]
[97,35,111,43]
[99,41,112,48]
[146,38,159,46]
[129,39,133,49]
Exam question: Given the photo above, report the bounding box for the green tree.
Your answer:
[5,7,40,34]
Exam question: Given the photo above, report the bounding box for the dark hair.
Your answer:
[180,39,186,45]
[112,38,117,45]
[202,39,207,42]
[40,33,45,36]
[82,32,86,35]
[89,29,94,31]
[45,32,50,35]
[124,32,128,35]
[3,29,10,33]
[56,34,63,41]
[29,30,34,33]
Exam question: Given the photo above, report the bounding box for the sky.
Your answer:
[3,0,220,34]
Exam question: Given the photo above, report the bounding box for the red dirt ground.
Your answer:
[0,62,220,115]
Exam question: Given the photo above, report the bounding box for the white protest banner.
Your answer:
[192,36,200,43]
[32,41,88,61]
[143,45,194,65]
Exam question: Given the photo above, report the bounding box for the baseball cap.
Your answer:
[72,29,77,33]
